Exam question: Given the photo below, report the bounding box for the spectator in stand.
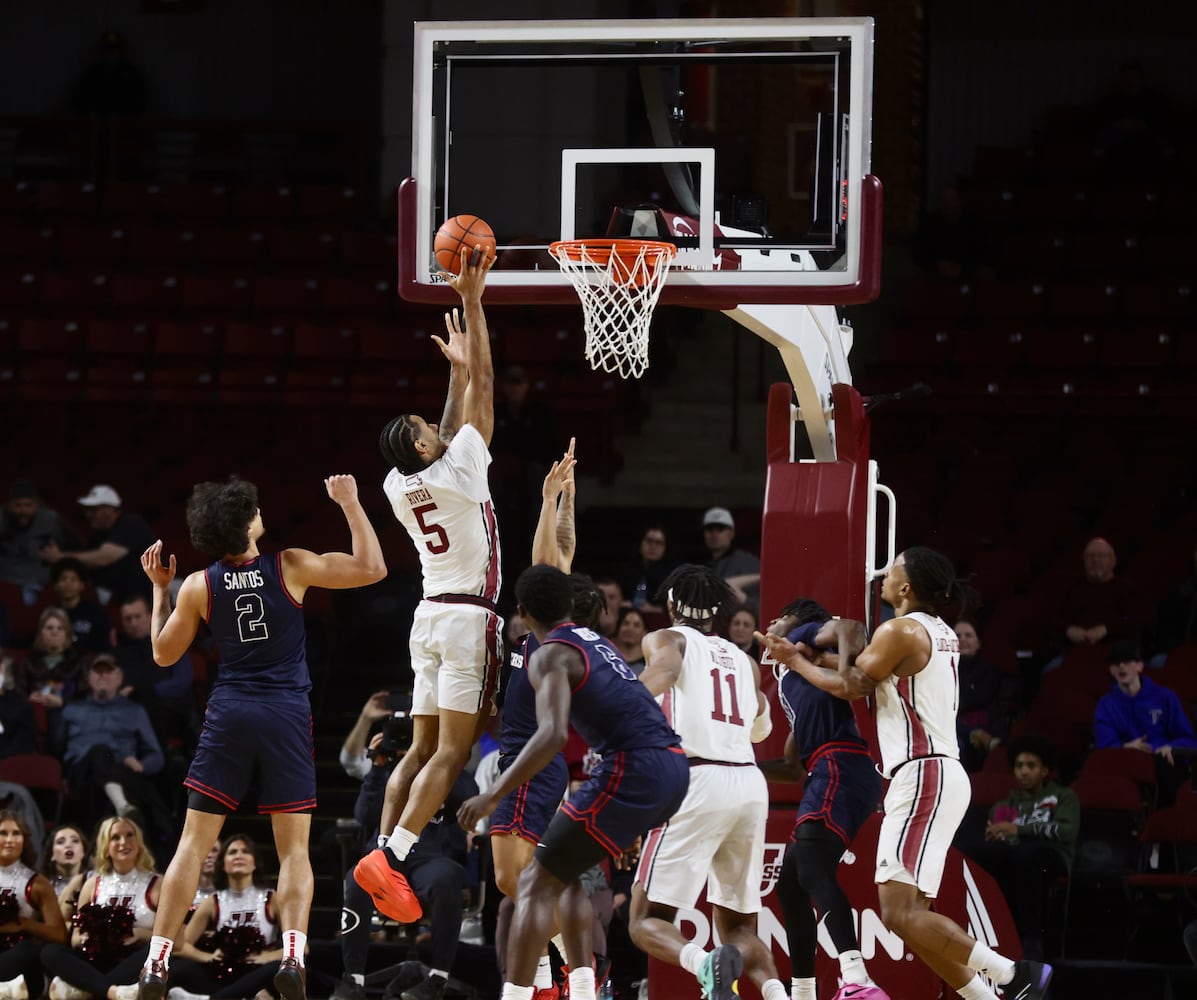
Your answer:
[1050,537,1140,667]
[0,809,69,1000]
[701,507,760,615]
[618,526,676,615]
[955,620,1008,772]
[113,595,195,751]
[0,480,77,597]
[0,652,38,759]
[725,607,761,664]
[41,486,155,606]
[612,608,648,676]
[50,558,113,653]
[957,735,1078,962]
[1095,641,1197,806]
[1152,540,1197,665]
[40,814,161,1000]
[594,578,624,640]
[60,655,173,845]
[40,824,90,910]
[14,608,88,755]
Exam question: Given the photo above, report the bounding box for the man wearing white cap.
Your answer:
[701,507,760,614]
[41,485,155,604]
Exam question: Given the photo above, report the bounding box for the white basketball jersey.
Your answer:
[93,868,159,931]
[214,886,277,945]
[657,625,757,764]
[383,423,502,601]
[874,611,960,778]
[0,860,36,920]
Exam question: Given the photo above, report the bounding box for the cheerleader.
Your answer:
[166,836,281,1000]
[40,816,161,1000]
[0,810,69,1000]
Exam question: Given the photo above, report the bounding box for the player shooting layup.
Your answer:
[758,547,1052,1000]
[137,475,386,1000]
[355,247,504,924]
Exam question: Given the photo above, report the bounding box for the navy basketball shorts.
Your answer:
[184,696,317,813]
[537,745,689,883]
[490,751,568,844]
[794,745,883,847]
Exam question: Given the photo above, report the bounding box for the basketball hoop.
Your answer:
[549,238,677,380]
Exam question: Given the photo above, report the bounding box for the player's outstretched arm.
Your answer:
[756,620,881,702]
[638,628,685,697]
[431,305,469,443]
[448,247,496,444]
[283,475,387,593]
[457,644,574,830]
[141,541,205,667]
[531,438,577,572]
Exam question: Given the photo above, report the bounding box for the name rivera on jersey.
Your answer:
[223,569,265,590]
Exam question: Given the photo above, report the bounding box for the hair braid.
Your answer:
[657,564,736,627]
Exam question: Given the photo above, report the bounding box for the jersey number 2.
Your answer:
[235,593,269,643]
[709,668,744,725]
[413,503,450,554]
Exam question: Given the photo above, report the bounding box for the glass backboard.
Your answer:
[399,17,880,308]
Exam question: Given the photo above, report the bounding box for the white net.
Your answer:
[549,239,676,380]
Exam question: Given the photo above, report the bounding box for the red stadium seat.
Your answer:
[293,322,359,363]
[152,320,223,361]
[181,274,251,315]
[125,224,199,268]
[323,276,394,316]
[55,225,129,268]
[224,321,289,360]
[111,272,184,313]
[296,184,361,223]
[230,183,295,223]
[85,319,152,360]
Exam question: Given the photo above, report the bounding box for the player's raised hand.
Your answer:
[325,474,360,506]
[441,243,495,300]
[141,540,176,588]
[431,307,469,367]
[542,437,578,500]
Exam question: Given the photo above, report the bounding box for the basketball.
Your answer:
[434,214,496,274]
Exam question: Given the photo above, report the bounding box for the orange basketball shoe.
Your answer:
[352,849,423,923]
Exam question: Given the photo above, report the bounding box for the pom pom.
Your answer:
[210,924,268,979]
[0,888,23,948]
[74,902,136,962]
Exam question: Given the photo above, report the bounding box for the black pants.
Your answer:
[0,938,50,996]
[67,745,174,843]
[41,942,149,995]
[408,856,467,973]
[169,956,281,998]
[776,822,859,980]
[341,869,374,976]
[964,840,1068,954]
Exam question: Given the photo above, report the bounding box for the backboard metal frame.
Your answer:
[398,17,881,309]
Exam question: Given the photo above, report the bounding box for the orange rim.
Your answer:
[549,239,677,267]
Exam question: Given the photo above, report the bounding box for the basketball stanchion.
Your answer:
[548,238,677,380]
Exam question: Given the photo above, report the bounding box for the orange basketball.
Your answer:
[434,214,496,274]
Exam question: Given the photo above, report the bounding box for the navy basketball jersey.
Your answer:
[779,620,868,764]
[203,553,309,704]
[542,622,679,756]
[499,632,539,757]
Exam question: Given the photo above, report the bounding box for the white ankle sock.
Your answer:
[761,979,788,1000]
[283,930,306,965]
[104,782,130,814]
[680,943,708,977]
[957,974,999,1000]
[501,987,534,1000]
[838,949,870,985]
[385,826,419,863]
[966,943,1014,985]
[791,977,817,1000]
[148,936,173,968]
[534,956,553,989]
[568,966,596,1000]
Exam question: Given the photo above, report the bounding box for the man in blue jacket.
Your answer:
[1094,641,1197,804]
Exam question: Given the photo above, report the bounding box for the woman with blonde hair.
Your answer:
[0,809,69,1000]
[40,816,161,1000]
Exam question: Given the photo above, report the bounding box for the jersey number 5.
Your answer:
[235,593,269,643]
[413,503,450,554]
[709,667,745,726]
